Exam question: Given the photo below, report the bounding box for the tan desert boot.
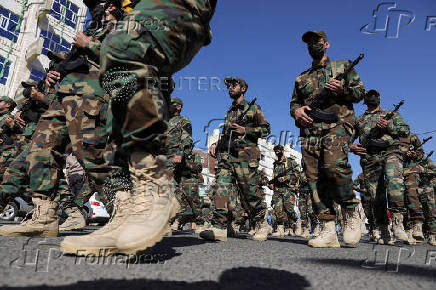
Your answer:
[391,213,408,242]
[171,218,180,231]
[60,190,131,256]
[271,225,285,238]
[253,219,269,241]
[59,207,86,231]
[115,152,180,255]
[200,226,227,241]
[405,229,417,245]
[377,225,395,245]
[300,226,311,238]
[295,219,302,236]
[195,221,211,234]
[341,207,362,245]
[370,228,381,241]
[312,223,320,237]
[412,221,424,242]
[308,220,340,248]
[0,195,58,237]
[428,234,436,246]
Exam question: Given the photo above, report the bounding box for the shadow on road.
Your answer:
[268,236,310,246]
[302,258,436,279]
[1,267,311,290]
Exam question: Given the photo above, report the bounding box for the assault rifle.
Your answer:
[215,98,257,156]
[296,53,364,129]
[419,150,435,185]
[363,100,405,150]
[421,136,433,146]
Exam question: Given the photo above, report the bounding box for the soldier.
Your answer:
[290,30,364,247]
[352,173,380,241]
[0,96,18,179]
[0,1,122,238]
[350,89,410,245]
[418,154,436,245]
[200,77,271,242]
[268,145,299,238]
[61,0,216,256]
[297,172,312,238]
[402,133,426,243]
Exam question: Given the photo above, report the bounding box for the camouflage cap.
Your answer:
[224,77,248,89]
[0,96,17,108]
[302,30,328,43]
[365,89,380,99]
[171,97,183,106]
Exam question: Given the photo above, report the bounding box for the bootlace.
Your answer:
[92,197,130,234]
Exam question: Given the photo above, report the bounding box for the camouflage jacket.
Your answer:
[352,173,366,193]
[272,156,299,188]
[402,133,425,172]
[57,20,116,96]
[290,58,365,133]
[220,99,271,150]
[182,151,203,178]
[167,114,193,158]
[420,157,436,185]
[17,94,53,138]
[353,109,410,149]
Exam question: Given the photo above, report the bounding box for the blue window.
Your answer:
[40,30,71,55]
[29,69,45,82]
[0,6,20,43]
[50,0,79,29]
[0,55,11,85]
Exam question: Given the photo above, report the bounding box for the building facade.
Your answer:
[0,0,88,99]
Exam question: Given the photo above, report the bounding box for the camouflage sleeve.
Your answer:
[342,68,365,104]
[389,112,410,139]
[411,135,424,161]
[245,105,271,139]
[290,81,301,119]
[84,40,102,64]
[181,118,193,157]
[350,117,360,143]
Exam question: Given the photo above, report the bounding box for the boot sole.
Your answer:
[116,196,180,255]
[252,236,268,241]
[308,241,340,248]
[60,242,118,256]
[0,230,58,237]
[59,224,86,232]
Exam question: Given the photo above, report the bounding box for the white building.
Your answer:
[0,0,88,100]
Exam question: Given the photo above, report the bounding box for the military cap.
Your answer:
[0,96,17,109]
[171,97,183,106]
[365,89,380,99]
[224,77,248,89]
[274,144,284,151]
[302,30,328,43]
[21,80,38,89]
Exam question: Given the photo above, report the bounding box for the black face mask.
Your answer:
[275,152,283,159]
[364,95,380,106]
[169,104,178,115]
[308,43,325,60]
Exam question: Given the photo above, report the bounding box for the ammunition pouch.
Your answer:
[309,108,339,123]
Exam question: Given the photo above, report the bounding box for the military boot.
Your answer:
[341,207,362,245]
[195,221,211,234]
[295,219,302,236]
[171,218,180,231]
[227,221,239,238]
[428,234,436,246]
[405,229,416,245]
[412,221,424,242]
[301,225,311,238]
[370,228,381,241]
[253,219,269,241]
[59,207,86,231]
[60,191,131,256]
[200,226,228,241]
[115,152,180,255]
[0,195,58,237]
[312,223,320,237]
[391,213,408,242]
[272,225,285,237]
[377,225,395,245]
[308,220,340,248]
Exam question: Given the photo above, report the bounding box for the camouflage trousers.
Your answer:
[210,153,266,229]
[403,163,424,224]
[298,193,312,227]
[272,188,297,225]
[418,181,436,235]
[301,125,358,221]
[27,95,109,204]
[360,191,376,231]
[174,176,202,223]
[99,1,211,156]
[0,142,21,181]
[361,151,406,226]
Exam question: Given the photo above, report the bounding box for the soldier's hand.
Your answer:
[376,119,390,131]
[268,184,274,190]
[173,155,182,163]
[325,78,344,95]
[295,106,313,127]
[407,150,416,157]
[45,70,61,87]
[73,32,92,49]
[231,123,246,134]
[5,116,14,128]
[350,143,367,156]
[14,111,26,129]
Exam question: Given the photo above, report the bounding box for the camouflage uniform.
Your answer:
[290,57,364,220]
[298,173,314,228]
[26,21,115,203]
[211,99,271,229]
[352,173,376,231]
[419,157,436,235]
[354,109,410,225]
[270,156,299,225]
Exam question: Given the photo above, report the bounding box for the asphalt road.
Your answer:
[0,222,434,290]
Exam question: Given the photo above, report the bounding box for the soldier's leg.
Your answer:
[283,191,297,224]
[273,193,285,225]
[403,171,425,240]
[210,164,233,230]
[419,185,436,239]
[298,194,309,229]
